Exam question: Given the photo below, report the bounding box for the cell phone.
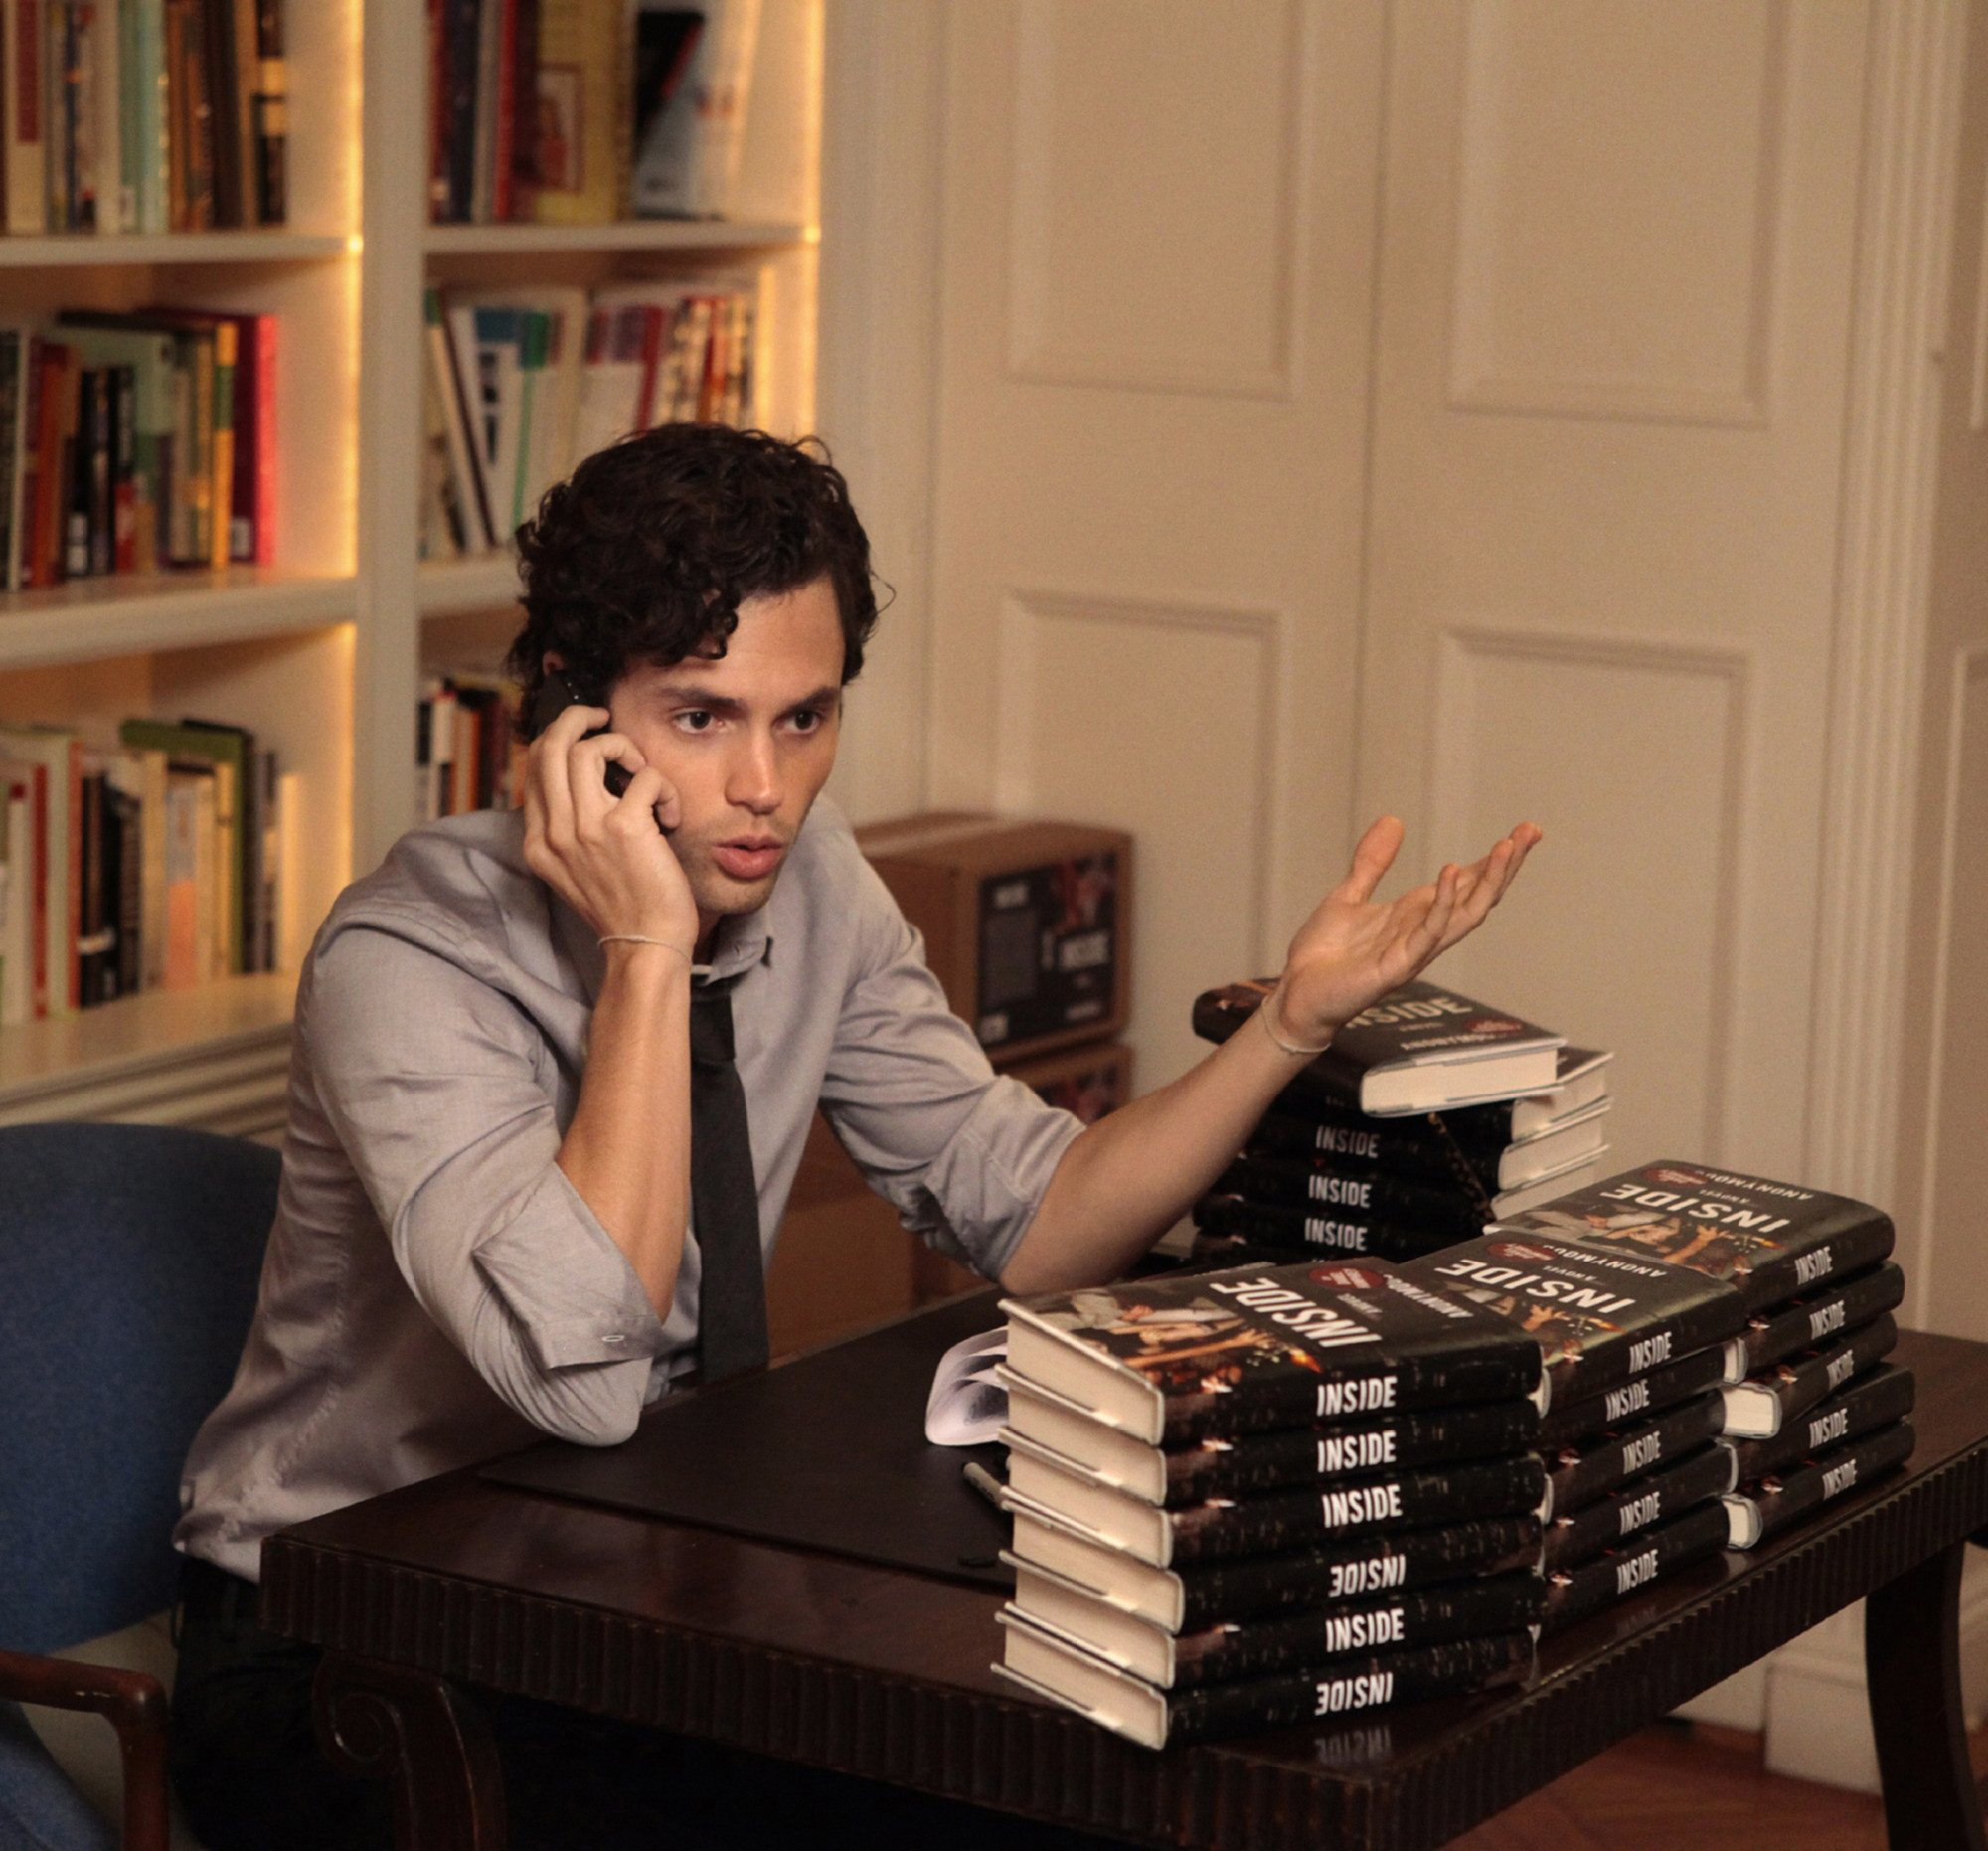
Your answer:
[530,670,633,798]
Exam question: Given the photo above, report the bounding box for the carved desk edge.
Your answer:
[260,1430,1988,1851]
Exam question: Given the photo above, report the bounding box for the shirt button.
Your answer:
[601,1333,625,1345]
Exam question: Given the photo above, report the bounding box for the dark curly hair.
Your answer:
[506,424,881,736]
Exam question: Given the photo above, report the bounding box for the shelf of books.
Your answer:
[0,0,823,1134]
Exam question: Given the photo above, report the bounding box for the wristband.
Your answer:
[598,934,693,965]
[1258,983,1333,1059]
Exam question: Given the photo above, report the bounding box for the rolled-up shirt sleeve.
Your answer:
[816,862,1084,1280]
[306,915,668,1444]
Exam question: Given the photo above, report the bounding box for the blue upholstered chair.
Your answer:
[0,1123,280,1851]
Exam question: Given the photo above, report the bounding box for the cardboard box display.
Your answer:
[855,813,1132,1063]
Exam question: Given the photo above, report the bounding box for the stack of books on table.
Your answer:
[1187,979,1611,1265]
[990,1260,1550,1749]
[1415,1160,1910,1624]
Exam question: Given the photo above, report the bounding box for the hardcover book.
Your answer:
[1247,1097,1611,1198]
[1536,1345,1730,1450]
[1002,1260,1546,1448]
[1215,1150,1488,1241]
[1722,1420,1914,1549]
[1493,1161,1895,1313]
[1719,1314,1899,1440]
[1541,1443,1735,1574]
[1719,1263,1905,1381]
[1193,978,1565,1116]
[1722,1363,1915,1486]
[1191,1193,1461,1262]
[1006,1558,1547,1690]
[1000,1368,1539,1507]
[996,1609,1535,1751]
[1268,1045,1614,1148]
[1006,1504,1544,1633]
[1540,1501,1731,1635]
[1546,1389,1727,1520]
[1002,1433,1547,1568]
[1403,1234,1747,1407]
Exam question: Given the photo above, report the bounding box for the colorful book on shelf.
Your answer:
[0,723,81,1016]
[532,0,630,225]
[118,716,255,975]
[0,756,48,1022]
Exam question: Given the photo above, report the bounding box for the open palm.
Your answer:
[1275,816,1543,1046]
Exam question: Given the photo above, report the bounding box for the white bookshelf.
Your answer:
[0,0,826,1134]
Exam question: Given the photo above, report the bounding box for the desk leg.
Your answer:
[313,1651,508,1851]
[1866,1544,1985,1851]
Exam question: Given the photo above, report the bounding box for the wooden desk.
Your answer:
[260,1327,1988,1851]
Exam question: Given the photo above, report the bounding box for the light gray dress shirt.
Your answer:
[175,795,1083,1582]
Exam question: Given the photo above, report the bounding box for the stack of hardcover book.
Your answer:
[1187,979,1611,1264]
[990,1259,1551,1748]
[1414,1160,1910,1621]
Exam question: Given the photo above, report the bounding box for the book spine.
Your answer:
[6,0,48,234]
[1728,1262,1906,1378]
[1542,1443,1734,1575]
[1537,1345,1729,1450]
[1723,1363,1915,1486]
[251,0,280,220]
[1168,1572,1547,1690]
[1732,1212,1899,1313]
[1170,1514,1544,1631]
[110,781,140,996]
[64,363,92,578]
[1191,1193,1469,1262]
[108,363,135,572]
[1247,1108,1500,1193]
[1217,1151,1486,1240]
[1156,1334,1541,1444]
[1726,1419,1914,1550]
[1728,1313,1900,1438]
[1166,1632,1534,1746]
[1162,1398,1540,1505]
[444,0,476,221]
[1541,1500,1730,1635]
[1546,1389,1726,1519]
[1166,1454,1547,1565]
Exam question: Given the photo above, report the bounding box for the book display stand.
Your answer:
[0,0,822,1137]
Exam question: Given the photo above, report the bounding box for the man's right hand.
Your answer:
[521,701,699,957]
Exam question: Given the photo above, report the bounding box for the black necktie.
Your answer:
[689,982,767,1381]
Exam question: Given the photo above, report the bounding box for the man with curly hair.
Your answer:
[168,423,1538,1848]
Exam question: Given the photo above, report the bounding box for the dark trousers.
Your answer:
[170,1556,1109,1850]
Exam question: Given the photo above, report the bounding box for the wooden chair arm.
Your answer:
[0,1647,172,1851]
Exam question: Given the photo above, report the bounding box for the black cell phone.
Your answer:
[531,671,633,798]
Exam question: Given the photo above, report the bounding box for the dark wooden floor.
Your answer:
[1449,1719,1988,1848]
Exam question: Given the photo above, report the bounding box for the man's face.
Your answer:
[605,576,846,936]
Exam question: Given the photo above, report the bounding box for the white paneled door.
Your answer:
[1354,0,1871,1180]
[924,1,1389,1089]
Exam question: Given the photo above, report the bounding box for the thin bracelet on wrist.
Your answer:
[598,933,693,965]
[1258,984,1333,1059]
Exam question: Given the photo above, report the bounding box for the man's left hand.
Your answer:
[1269,816,1543,1052]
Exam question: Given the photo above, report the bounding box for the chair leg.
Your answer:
[313,1651,508,1851]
